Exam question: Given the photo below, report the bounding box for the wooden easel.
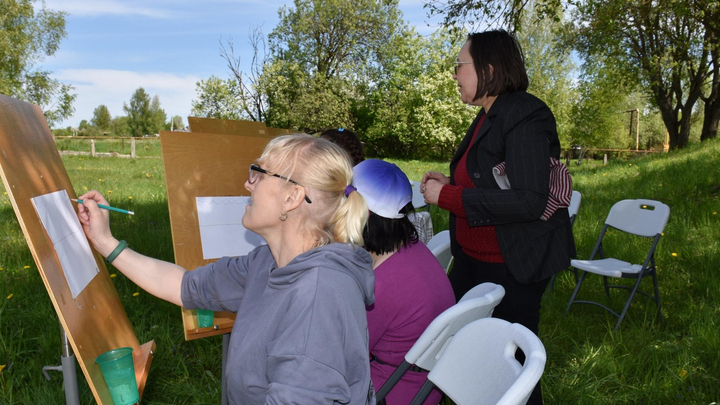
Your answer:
[0,95,154,404]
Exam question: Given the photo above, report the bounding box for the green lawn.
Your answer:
[1,139,718,404]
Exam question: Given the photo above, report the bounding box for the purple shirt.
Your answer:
[367,241,456,405]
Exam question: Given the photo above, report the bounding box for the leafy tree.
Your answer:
[571,0,717,149]
[123,87,153,136]
[260,0,408,133]
[0,0,76,126]
[168,115,184,131]
[111,116,130,136]
[91,104,112,130]
[424,0,564,33]
[149,95,166,133]
[191,76,243,120]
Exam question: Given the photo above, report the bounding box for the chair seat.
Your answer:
[571,258,643,277]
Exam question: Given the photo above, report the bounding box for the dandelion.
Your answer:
[0,365,5,372]
[0,267,3,271]
[680,369,687,378]
[23,265,30,269]
[110,274,117,278]
[603,173,607,176]
[83,186,88,190]
[672,253,678,257]
[629,164,632,166]
[659,183,663,186]
[128,196,133,200]
[714,212,717,215]
[661,233,664,236]
[133,292,140,297]
[6,294,13,300]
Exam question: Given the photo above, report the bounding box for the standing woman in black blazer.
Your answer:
[420,29,575,405]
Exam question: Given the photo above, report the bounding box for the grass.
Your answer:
[54,137,164,158]
[1,139,719,404]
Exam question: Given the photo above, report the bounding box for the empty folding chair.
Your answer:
[408,318,546,405]
[375,282,505,403]
[426,230,453,274]
[566,199,670,330]
[548,190,582,291]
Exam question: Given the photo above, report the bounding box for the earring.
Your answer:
[279,212,288,221]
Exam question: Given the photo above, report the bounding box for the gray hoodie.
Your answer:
[181,243,376,404]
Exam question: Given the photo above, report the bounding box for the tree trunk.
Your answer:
[701,98,720,141]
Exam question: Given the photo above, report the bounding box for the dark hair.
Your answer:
[319,128,365,166]
[362,203,418,255]
[467,29,528,100]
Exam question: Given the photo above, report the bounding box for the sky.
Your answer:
[41,0,446,128]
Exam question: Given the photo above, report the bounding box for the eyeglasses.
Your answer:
[248,163,312,204]
[454,61,473,74]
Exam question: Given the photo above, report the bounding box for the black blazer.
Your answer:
[448,91,576,284]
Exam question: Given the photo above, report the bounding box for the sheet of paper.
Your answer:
[196,196,266,260]
[31,190,99,299]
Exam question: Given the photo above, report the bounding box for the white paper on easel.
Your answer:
[31,189,99,299]
[196,196,266,260]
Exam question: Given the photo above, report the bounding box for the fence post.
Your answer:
[91,139,95,157]
[131,137,136,158]
[603,154,608,166]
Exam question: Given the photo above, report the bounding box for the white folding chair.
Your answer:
[566,199,670,330]
[548,190,582,291]
[426,230,453,274]
[410,180,429,211]
[408,318,546,405]
[375,283,505,402]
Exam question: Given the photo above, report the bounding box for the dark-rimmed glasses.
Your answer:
[454,61,473,74]
[248,163,312,204]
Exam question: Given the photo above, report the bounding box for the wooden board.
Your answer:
[159,130,269,340]
[0,94,154,404]
[187,116,268,137]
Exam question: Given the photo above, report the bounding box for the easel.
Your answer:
[160,124,271,404]
[0,95,155,404]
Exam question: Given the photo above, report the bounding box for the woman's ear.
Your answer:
[283,185,306,213]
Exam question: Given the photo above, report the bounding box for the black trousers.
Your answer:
[449,250,550,405]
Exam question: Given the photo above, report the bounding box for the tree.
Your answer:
[123,87,153,136]
[571,0,717,149]
[168,115,184,131]
[424,0,564,32]
[91,104,112,130]
[149,95,166,134]
[0,0,76,126]
[191,75,244,120]
[259,0,409,132]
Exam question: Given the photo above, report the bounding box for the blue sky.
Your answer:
[42,0,445,128]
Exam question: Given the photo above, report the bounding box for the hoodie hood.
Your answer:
[269,243,375,305]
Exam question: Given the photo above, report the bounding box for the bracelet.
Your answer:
[106,240,128,264]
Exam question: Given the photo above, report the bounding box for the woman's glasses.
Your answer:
[248,164,312,204]
[454,61,473,74]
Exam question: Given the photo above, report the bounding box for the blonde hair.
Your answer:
[257,134,368,247]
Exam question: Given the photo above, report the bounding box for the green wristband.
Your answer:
[106,240,128,264]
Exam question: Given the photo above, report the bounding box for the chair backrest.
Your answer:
[426,318,546,405]
[568,190,582,226]
[406,282,505,370]
[426,230,452,273]
[409,180,427,211]
[605,199,670,237]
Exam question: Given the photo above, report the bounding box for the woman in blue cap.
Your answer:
[354,159,455,405]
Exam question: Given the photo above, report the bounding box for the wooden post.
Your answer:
[91,139,95,157]
[604,154,608,166]
[131,137,136,158]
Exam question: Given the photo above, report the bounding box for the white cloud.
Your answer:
[45,0,171,18]
[55,69,200,127]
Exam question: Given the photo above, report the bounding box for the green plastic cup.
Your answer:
[197,309,214,328]
[95,347,139,405]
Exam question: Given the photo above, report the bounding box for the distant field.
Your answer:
[1,139,718,404]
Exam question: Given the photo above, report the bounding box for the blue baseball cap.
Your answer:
[353,159,412,219]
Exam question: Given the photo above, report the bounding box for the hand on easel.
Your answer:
[77,190,117,258]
